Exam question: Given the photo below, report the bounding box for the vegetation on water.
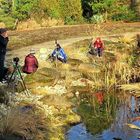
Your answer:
[0,0,139,29]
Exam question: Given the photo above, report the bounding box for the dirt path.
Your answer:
[6,31,140,66]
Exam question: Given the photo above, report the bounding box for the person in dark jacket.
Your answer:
[0,28,9,82]
[22,49,38,74]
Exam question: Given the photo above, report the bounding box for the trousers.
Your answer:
[0,54,5,81]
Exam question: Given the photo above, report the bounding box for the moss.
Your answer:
[24,68,61,89]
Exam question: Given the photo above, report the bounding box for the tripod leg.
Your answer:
[17,68,30,96]
[8,67,17,85]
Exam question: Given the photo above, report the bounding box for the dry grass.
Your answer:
[118,34,135,44]
[0,108,48,140]
[119,83,140,91]
[8,22,140,50]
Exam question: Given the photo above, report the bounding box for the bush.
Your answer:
[90,14,104,23]
[112,6,136,21]
[60,0,83,24]
[0,15,15,29]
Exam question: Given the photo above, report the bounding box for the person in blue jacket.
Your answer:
[51,43,67,63]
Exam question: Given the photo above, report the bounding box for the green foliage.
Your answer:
[83,0,137,21]
[37,0,61,19]
[0,0,138,27]
[60,0,83,24]
[0,0,12,14]
[91,0,116,14]
[12,0,37,20]
[90,14,104,23]
[0,9,15,29]
[112,6,136,21]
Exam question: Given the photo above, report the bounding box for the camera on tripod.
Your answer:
[8,56,29,95]
[13,57,19,65]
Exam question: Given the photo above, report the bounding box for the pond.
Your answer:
[66,91,140,140]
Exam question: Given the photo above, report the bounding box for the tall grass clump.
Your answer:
[0,108,48,140]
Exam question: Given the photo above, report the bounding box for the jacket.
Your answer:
[94,40,104,49]
[22,54,38,74]
[52,47,67,61]
[0,35,9,55]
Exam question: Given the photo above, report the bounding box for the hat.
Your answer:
[0,28,7,34]
[30,48,35,54]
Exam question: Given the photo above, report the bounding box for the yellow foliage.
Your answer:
[118,34,134,44]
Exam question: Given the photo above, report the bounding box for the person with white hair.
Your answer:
[22,49,38,74]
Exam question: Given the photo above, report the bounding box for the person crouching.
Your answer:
[51,43,67,63]
[22,49,38,74]
[94,37,104,57]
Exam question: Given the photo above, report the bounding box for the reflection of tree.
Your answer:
[77,92,119,135]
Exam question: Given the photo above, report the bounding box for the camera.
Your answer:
[13,57,19,65]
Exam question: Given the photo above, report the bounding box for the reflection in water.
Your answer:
[66,123,102,140]
[67,91,140,140]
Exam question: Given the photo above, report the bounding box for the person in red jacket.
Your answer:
[22,49,38,74]
[94,37,104,57]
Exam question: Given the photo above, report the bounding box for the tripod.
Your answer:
[8,61,29,96]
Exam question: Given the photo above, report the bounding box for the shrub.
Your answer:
[112,6,136,21]
[0,15,15,29]
[60,0,83,24]
[90,14,104,23]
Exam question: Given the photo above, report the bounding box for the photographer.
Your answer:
[0,28,9,82]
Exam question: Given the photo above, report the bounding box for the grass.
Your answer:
[24,67,61,89]
[8,22,140,50]
[1,25,139,140]
[0,108,48,140]
[119,83,140,91]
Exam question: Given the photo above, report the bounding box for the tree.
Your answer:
[0,0,12,14]
[60,0,83,24]
[81,0,93,19]
[12,0,38,20]
[131,0,140,18]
